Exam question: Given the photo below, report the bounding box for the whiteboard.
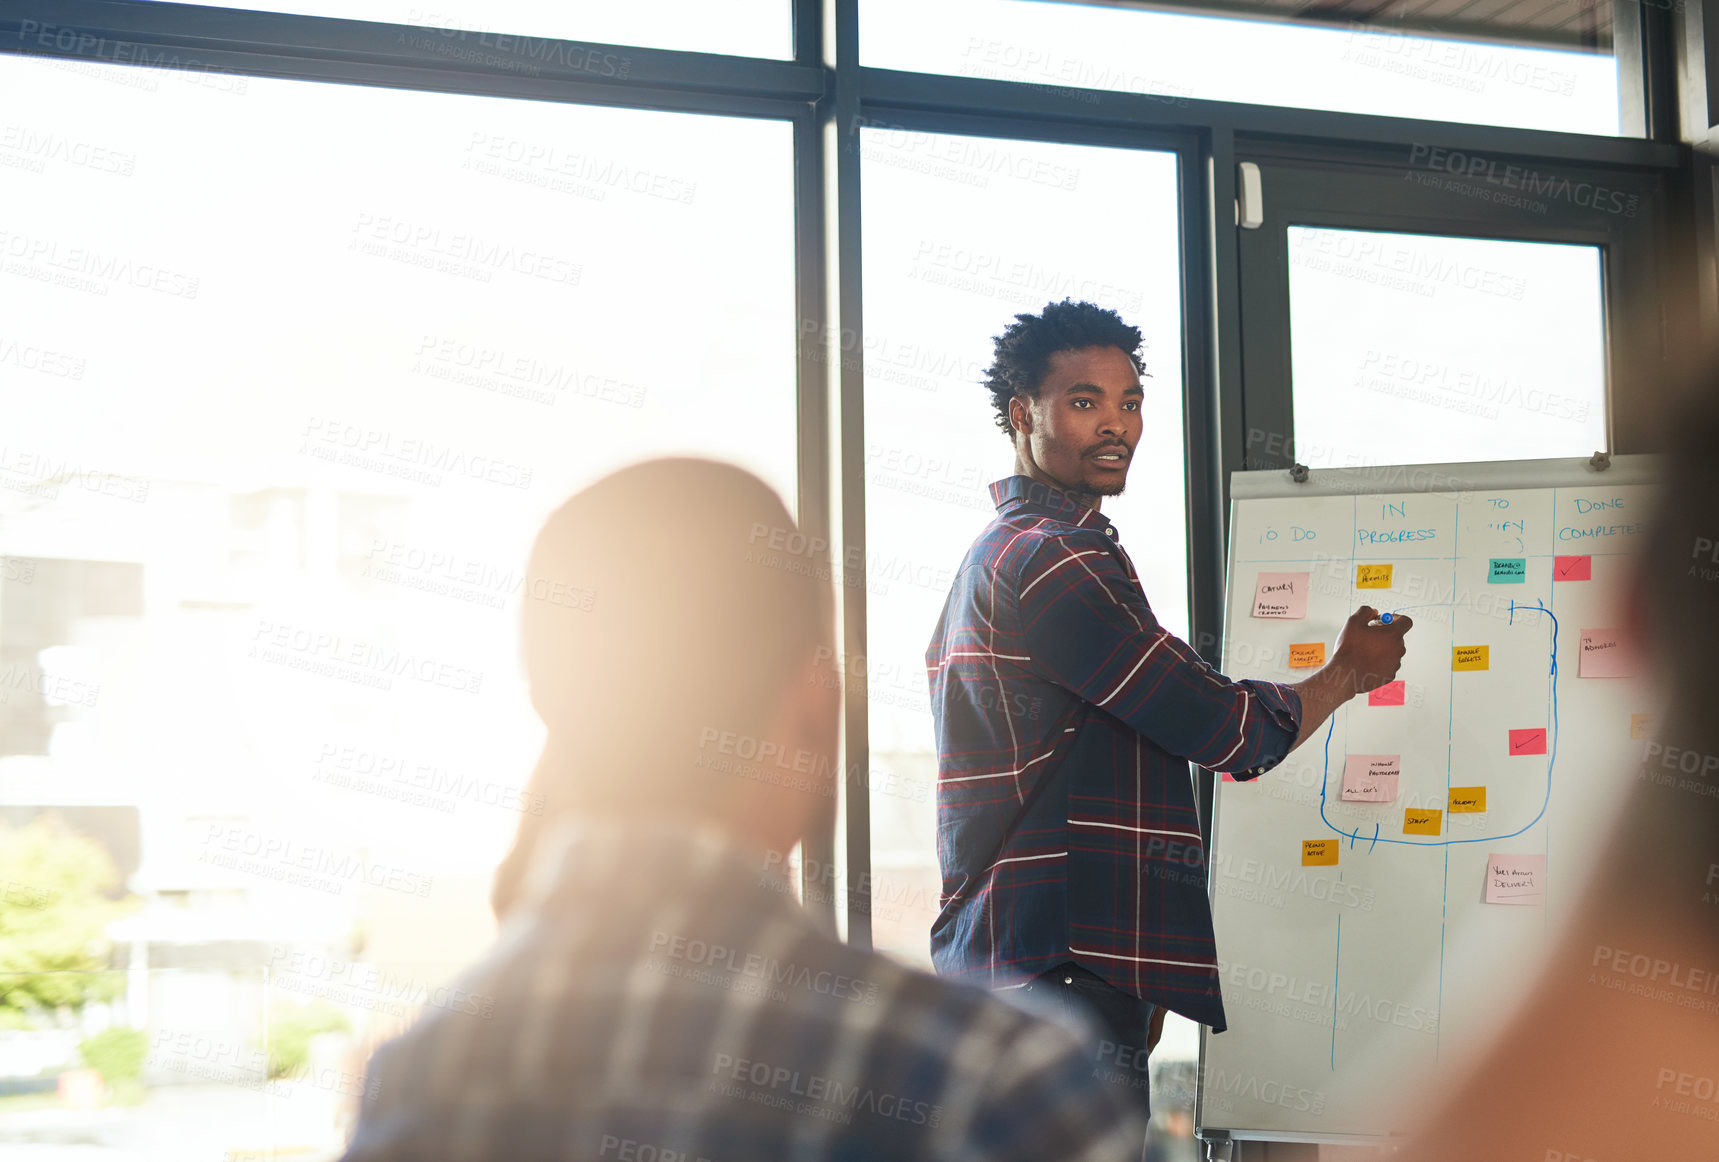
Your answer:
[1196,455,1658,1144]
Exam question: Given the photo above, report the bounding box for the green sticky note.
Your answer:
[1488,557,1527,583]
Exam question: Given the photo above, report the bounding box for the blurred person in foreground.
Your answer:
[1400,393,1719,1159]
[339,458,1148,1162]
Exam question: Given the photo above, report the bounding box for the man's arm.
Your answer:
[1287,604,1414,754]
[1017,539,1410,773]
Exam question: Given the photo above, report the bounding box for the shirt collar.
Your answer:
[514,813,806,921]
[989,475,1115,537]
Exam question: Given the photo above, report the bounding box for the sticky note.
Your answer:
[1252,572,1309,619]
[1487,558,1526,583]
[1554,556,1591,581]
[1287,642,1326,668]
[1630,713,1655,740]
[1579,628,1635,679]
[1356,564,1393,589]
[1484,853,1546,905]
[1403,808,1443,836]
[1452,645,1489,671]
[1341,754,1401,803]
[1368,680,1405,707]
[1448,787,1487,813]
[1507,728,1547,756]
[1302,839,1339,866]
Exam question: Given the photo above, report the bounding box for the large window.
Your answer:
[0,51,793,1155]
[859,123,1198,1095]
[863,0,1622,135]
[132,0,794,58]
[1287,227,1608,466]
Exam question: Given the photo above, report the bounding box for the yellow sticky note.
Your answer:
[1302,839,1339,866]
[1356,564,1393,589]
[1404,808,1444,835]
[1288,642,1326,668]
[1452,645,1490,671]
[1630,713,1654,740]
[1448,787,1487,813]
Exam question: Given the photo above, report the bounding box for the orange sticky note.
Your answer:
[1404,808,1443,835]
[1630,713,1654,739]
[1452,645,1489,671]
[1288,642,1326,668]
[1302,839,1339,866]
[1554,556,1591,582]
[1448,787,1487,813]
[1356,564,1393,589]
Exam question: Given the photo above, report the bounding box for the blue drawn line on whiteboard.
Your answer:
[1367,823,1380,853]
[1331,912,1341,1069]
[1317,597,1559,848]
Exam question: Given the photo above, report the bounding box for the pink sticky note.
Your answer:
[1221,771,1236,783]
[1579,628,1636,679]
[1340,754,1401,803]
[1251,572,1309,619]
[1368,681,1405,707]
[1485,853,1546,905]
[1507,728,1547,756]
[1554,556,1592,581]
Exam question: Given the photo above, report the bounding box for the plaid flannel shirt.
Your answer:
[926,476,1303,1031]
[340,816,1146,1162]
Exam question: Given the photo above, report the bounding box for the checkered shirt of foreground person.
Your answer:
[927,476,1304,1031]
[339,818,1147,1162]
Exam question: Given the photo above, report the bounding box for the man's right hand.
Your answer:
[1284,606,1414,755]
[1328,605,1413,694]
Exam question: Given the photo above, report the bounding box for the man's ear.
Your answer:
[759,650,841,792]
[1009,394,1031,436]
[745,650,840,853]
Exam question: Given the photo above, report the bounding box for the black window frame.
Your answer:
[0,0,1705,941]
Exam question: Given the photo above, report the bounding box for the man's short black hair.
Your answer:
[982,299,1145,438]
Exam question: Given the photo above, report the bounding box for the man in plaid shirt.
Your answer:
[341,458,1148,1162]
[927,301,1412,1123]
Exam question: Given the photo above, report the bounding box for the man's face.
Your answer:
[1009,345,1143,501]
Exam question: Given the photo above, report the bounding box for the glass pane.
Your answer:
[129,0,792,60]
[859,128,1193,1140]
[863,0,1620,136]
[1287,226,1607,467]
[0,965,478,1157]
[0,52,793,1151]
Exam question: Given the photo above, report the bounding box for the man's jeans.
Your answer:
[1019,961,1156,1123]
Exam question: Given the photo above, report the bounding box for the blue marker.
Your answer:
[1380,612,1394,624]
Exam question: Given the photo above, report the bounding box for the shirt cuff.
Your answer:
[1228,680,1303,780]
